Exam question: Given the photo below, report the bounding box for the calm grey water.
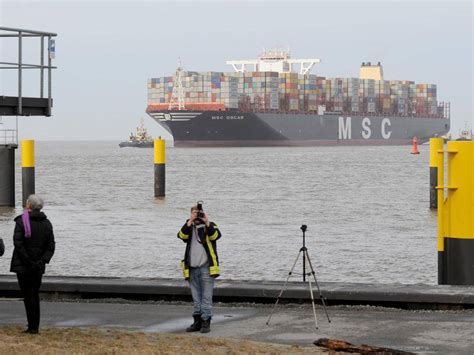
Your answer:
[0,142,438,284]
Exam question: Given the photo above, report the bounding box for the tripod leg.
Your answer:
[266,250,302,326]
[305,250,331,323]
[307,275,319,329]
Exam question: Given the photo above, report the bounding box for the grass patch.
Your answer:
[0,326,324,354]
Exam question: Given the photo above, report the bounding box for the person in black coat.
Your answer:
[10,194,55,334]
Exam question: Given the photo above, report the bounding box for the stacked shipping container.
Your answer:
[415,84,438,115]
[147,71,441,117]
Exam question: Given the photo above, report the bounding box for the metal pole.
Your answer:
[306,272,319,329]
[18,31,22,115]
[47,36,52,116]
[302,228,306,282]
[429,138,443,209]
[21,140,35,207]
[0,145,16,207]
[305,250,331,323]
[154,138,166,197]
[0,26,57,37]
[40,35,44,98]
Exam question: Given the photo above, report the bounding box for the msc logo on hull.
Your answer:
[338,117,392,140]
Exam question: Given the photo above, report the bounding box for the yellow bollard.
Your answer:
[154,138,166,197]
[21,140,35,207]
[429,138,443,209]
[438,141,474,285]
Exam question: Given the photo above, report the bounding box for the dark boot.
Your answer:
[23,329,38,334]
[186,314,202,332]
[200,318,211,333]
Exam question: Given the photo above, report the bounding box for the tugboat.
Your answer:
[456,122,473,141]
[119,119,154,148]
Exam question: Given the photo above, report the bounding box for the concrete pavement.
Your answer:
[0,298,473,353]
[1,275,473,353]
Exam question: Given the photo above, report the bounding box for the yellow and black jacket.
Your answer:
[177,221,222,280]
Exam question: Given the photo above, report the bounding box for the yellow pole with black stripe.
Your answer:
[21,140,35,207]
[442,141,474,285]
[429,138,443,209]
[154,138,166,197]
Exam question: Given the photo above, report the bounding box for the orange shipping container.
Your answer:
[147,102,226,112]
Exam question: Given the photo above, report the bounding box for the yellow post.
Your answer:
[154,138,166,197]
[21,139,35,207]
[440,141,474,285]
[21,140,35,168]
[429,138,443,209]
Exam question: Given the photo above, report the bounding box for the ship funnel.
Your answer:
[359,61,384,81]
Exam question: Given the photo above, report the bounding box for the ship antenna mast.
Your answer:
[168,58,185,111]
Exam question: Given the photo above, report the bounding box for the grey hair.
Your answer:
[26,194,44,210]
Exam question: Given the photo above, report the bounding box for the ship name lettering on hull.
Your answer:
[339,117,392,140]
[211,115,244,120]
[381,118,392,139]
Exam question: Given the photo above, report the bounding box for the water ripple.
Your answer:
[0,142,437,284]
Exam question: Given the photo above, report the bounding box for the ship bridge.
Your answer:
[226,50,321,75]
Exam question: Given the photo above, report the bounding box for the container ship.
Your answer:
[146,51,450,147]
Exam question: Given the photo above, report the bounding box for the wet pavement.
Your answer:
[0,298,473,354]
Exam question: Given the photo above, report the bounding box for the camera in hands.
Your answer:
[196,201,205,219]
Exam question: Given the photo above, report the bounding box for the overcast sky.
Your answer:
[0,0,472,141]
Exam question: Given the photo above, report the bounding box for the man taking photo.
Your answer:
[177,202,222,334]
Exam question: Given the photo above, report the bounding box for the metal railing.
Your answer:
[0,26,57,116]
[0,117,18,146]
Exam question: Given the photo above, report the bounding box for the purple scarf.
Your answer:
[22,210,32,238]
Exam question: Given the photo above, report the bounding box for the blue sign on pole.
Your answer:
[49,39,55,59]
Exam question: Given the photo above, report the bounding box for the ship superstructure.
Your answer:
[226,49,320,74]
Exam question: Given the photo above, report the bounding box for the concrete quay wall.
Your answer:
[1,275,473,309]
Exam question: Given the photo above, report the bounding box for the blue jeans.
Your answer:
[189,265,214,320]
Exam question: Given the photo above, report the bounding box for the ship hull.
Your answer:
[148,111,450,147]
[119,141,154,148]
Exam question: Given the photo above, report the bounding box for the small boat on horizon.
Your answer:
[456,122,473,141]
[119,119,154,148]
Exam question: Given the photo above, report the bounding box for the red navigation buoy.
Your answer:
[411,136,420,154]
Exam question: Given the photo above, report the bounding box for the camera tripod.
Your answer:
[266,225,331,329]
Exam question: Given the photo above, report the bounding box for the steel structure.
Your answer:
[226,50,321,75]
[0,26,57,117]
[168,60,185,111]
